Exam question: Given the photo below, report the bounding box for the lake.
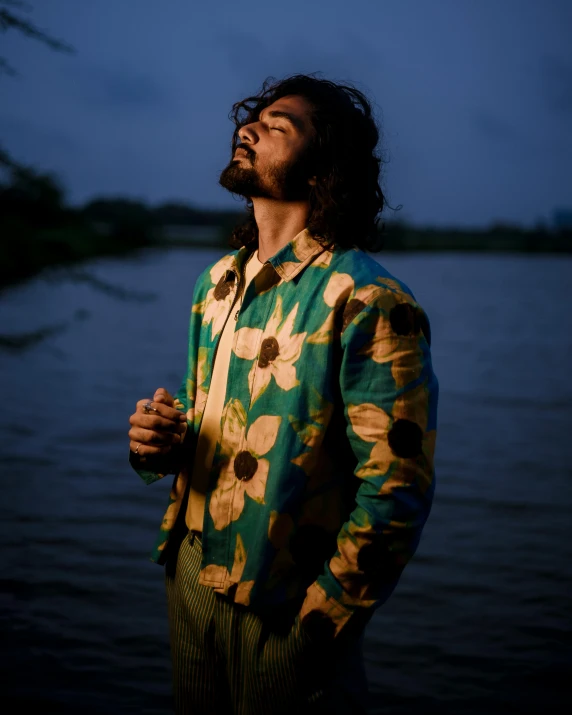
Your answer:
[1,248,571,714]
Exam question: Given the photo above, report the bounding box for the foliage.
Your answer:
[0,155,156,290]
[0,0,74,76]
[0,163,65,228]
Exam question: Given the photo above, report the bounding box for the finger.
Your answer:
[153,389,187,423]
[130,416,187,440]
[136,399,187,424]
[154,387,174,407]
[129,412,186,434]
[129,426,183,446]
[136,399,186,423]
[130,440,172,458]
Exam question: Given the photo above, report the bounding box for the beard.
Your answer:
[218,148,312,202]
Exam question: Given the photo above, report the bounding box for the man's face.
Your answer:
[219,94,315,201]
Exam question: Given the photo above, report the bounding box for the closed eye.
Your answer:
[271,127,285,132]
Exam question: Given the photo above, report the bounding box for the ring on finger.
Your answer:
[134,443,142,455]
[143,401,158,414]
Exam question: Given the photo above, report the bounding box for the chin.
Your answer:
[219,163,267,198]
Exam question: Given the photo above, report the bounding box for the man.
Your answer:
[128,74,439,714]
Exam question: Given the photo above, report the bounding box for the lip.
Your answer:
[234,148,251,159]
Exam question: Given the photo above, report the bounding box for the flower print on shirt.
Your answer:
[209,398,281,530]
[180,347,209,429]
[347,402,394,479]
[233,295,307,404]
[328,510,410,605]
[193,347,209,425]
[307,271,379,344]
[192,255,236,341]
[357,290,426,388]
[348,382,432,487]
[200,532,255,606]
[130,231,438,643]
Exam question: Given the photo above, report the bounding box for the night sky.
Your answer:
[1,0,571,228]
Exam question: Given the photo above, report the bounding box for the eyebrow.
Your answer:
[259,109,306,133]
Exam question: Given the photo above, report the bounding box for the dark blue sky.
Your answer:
[2,0,571,227]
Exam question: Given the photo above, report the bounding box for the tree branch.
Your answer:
[0,7,75,54]
[0,56,17,76]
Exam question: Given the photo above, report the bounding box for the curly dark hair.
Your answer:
[225,73,392,253]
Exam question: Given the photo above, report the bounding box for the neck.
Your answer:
[252,197,310,263]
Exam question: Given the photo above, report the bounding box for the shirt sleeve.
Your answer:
[127,263,214,486]
[298,285,439,641]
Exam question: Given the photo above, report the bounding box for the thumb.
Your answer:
[154,387,174,407]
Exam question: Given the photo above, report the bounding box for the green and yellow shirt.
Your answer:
[130,228,439,641]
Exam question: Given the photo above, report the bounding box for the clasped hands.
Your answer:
[128,387,188,461]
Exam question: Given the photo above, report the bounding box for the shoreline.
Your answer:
[2,227,571,293]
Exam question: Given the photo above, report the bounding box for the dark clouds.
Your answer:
[1,0,570,226]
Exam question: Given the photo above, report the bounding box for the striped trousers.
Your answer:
[165,529,371,715]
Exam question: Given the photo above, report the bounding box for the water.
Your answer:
[1,248,571,714]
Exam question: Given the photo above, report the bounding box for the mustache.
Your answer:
[235,143,256,162]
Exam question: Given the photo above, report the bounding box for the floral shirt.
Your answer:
[130,228,439,641]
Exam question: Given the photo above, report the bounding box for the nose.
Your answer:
[238,122,257,145]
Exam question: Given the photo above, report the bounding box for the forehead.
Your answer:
[259,94,314,131]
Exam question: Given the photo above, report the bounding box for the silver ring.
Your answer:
[134,443,142,455]
[143,401,158,414]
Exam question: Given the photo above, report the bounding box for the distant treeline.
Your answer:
[380,222,571,252]
[0,153,245,288]
[1,151,570,290]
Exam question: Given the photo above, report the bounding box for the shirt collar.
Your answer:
[230,228,329,283]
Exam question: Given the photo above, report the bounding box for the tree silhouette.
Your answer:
[0,0,74,76]
[0,2,75,172]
